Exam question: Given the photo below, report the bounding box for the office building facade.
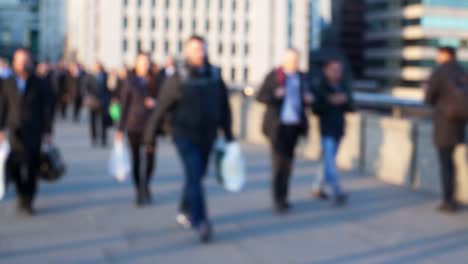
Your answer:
[365,0,468,91]
[67,0,314,85]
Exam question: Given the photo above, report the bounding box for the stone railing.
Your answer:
[229,91,468,203]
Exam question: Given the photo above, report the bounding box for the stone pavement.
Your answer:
[1,120,468,264]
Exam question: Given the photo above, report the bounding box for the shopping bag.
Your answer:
[214,138,226,185]
[221,142,246,192]
[0,141,11,200]
[109,139,131,182]
[39,144,66,182]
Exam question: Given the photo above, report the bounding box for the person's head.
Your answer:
[36,61,51,77]
[93,61,105,74]
[323,59,343,85]
[118,66,128,79]
[69,61,81,76]
[12,48,34,76]
[437,46,456,65]
[184,35,206,67]
[282,48,300,74]
[134,52,151,77]
[165,55,176,68]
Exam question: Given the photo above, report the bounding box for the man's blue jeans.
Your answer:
[321,136,343,196]
[175,138,211,228]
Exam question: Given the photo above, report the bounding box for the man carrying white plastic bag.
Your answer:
[0,140,10,200]
[109,139,131,183]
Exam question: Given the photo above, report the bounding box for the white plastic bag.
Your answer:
[221,142,246,192]
[109,139,131,183]
[0,141,11,200]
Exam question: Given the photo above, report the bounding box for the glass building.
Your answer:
[365,0,468,91]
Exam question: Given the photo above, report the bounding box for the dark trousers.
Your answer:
[438,147,456,203]
[90,109,108,146]
[175,138,212,228]
[7,152,39,203]
[271,125,301,205]
[57,99,68,120]
[127,132,156,192]
[73,97,83,122]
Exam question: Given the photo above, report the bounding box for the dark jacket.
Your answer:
[66,71,87,101]
[87,71,111,110]
[119,75,158,133]
[256,68,310,142]
[425,61,467,148]
[0,74,53,155]
[143,63,233,147]
[313,75,354,140]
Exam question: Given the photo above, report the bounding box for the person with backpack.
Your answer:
[257,48,314,214]
[425,46,468,214]
[144,36,234,243]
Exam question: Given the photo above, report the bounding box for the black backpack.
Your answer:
[39,145,66,182]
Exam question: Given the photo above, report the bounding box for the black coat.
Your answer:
[425,61,467,148]
[313,76,354,140]
[0,74,53,155]
[119,75,158,133]
[256,69,310,143]
[143,63,233,147]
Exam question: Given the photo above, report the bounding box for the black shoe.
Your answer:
[16,198,35,217]
[335,194,348,207]
[198,222,213,244]
[312,190,330,200]
[144,185,153,205]
[438,202,459,214]
[135,191,145,207]
[275,202,292,215]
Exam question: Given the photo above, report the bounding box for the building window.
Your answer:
[165,0,170,8]
[164,40,169,53]
[244,44,249,55]
[165,18,170,30]
[218,43,223,54]
[137,17,142,29]
[219,20,223,32]
[231,68,236,81]
[205,20,210,32]
[123,0,128,7]
[137,39,142,52]
[192,19,197,32]
[178,40,183,53]
[245,0,249,12]
[138,0,142,7]
[179,19,184,31]
[232,21,236,33]
[219,0,223,11]
[123,39,128,52]
[179,0,183,8]
[123,17,128,29]
[151,17,156,29]
[231,43,236,55]
[151,40,156,52]
[244,67,249,82]
[245,21,249,33]
[193,0,197,8]
[206,0,210,9]
[152,0,156,7]
[232,0,236,11]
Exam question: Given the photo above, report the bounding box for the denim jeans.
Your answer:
[321,136,343,196]
[174,138,211,228]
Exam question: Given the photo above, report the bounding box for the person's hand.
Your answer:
[304,93,315,105]
[0,132,4,144]
[42,134,52,145]
[329,93,348,106]
[115,131,124,141]
[144,98,156,109]
[146,145,155,153]
[275,87,286,99]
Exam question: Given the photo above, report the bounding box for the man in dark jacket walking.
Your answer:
[0,48,53,216]
[144,35,233,243]
[257,48,314,214]
[425,47,467,214]
[313,59,353,206]
[67,62,86,123]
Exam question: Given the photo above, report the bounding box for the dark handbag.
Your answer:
[39,145,66,182]
[441,75,468,122]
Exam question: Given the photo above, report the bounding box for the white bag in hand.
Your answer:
[0,141,11,200]
[109,139,131,182]
[221,142,246,192]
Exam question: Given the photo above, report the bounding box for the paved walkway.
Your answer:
[1,120,468,264]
